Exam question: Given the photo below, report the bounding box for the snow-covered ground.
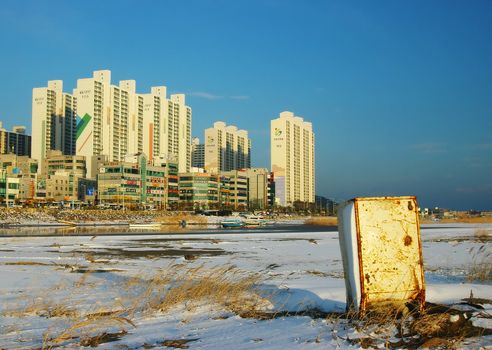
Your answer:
[0,224,491,349]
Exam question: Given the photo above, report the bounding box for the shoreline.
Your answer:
[0,207,491,229]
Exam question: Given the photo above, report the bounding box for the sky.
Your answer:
[0,0,491,210]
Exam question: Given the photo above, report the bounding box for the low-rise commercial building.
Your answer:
[42,150,86,177]
[151,155,179,208]
[77,178,97,205]
[40,150,87,202]
[98,160,144,208]
[45,172,73,202]
[221,169,248,210]
[97,153,177,208]
[245,168,269,210]
[0,170,20,206]
[0,154,38,202]
[178,172,219,210]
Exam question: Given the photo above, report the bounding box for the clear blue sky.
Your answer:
[1,0,491,210]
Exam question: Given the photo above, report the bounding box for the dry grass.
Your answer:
[124,264,267,316]
[4,261,53,266]
[43,315,134,349]
[7,259,491,349]
[2,298,79,319]
[342,301,491,349]
[466,244,492,282]
[304,216,338,226]
[475,229,492,241]
[305,270,330,277]
[6,264,266,349]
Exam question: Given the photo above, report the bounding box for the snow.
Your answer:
[0,223,491,349]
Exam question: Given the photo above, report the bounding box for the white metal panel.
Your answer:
[337,201,362,311]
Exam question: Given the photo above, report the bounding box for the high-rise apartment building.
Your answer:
[75,71,141,177]
[141,88,192,173]
[75,70,191,178]
[0,123,31,157]
[169,94,192,173]
[271,111,315,206]
[142,86,167,162]
[120,80,144,156]
[191,137,204,169]
[204,122,251,173]
[32,80,76,170]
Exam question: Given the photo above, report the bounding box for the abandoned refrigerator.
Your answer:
[337,196,426,315]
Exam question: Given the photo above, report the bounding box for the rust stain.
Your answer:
[404,235,412,246]
[354,200,367,315]
[350,196,425,317]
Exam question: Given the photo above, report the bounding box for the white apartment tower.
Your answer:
[170,94,192,173]
[119,80,144,156]
[141,88,192,173]
[32,80,76,171]
[142,86,168,162]
[271,111,315,206]
[204,121,251,173]
[74,70,191,178]
[74,70,111,177]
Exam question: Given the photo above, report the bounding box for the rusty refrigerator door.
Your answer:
[338,196,425,315]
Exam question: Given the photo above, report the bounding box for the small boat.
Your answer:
[242,215,266,226]
[220,219,245,228]
[129,223,162,230]
[243,219,265,226]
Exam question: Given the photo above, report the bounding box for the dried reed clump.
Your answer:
[466,245,492,282]
[410,313,450,337]
[41,264,266,348]
[304,217,338,226]
[127,264,268,315]
[342,301,492,349]
[305,270,329,277]
[359,302,411,325]
[2,297,78,319]
[43,314,135,349]
[474,229,492,241]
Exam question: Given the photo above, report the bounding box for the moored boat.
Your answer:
[242,215,266,226]
[220,219,245,228]
[243,219,265,226]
